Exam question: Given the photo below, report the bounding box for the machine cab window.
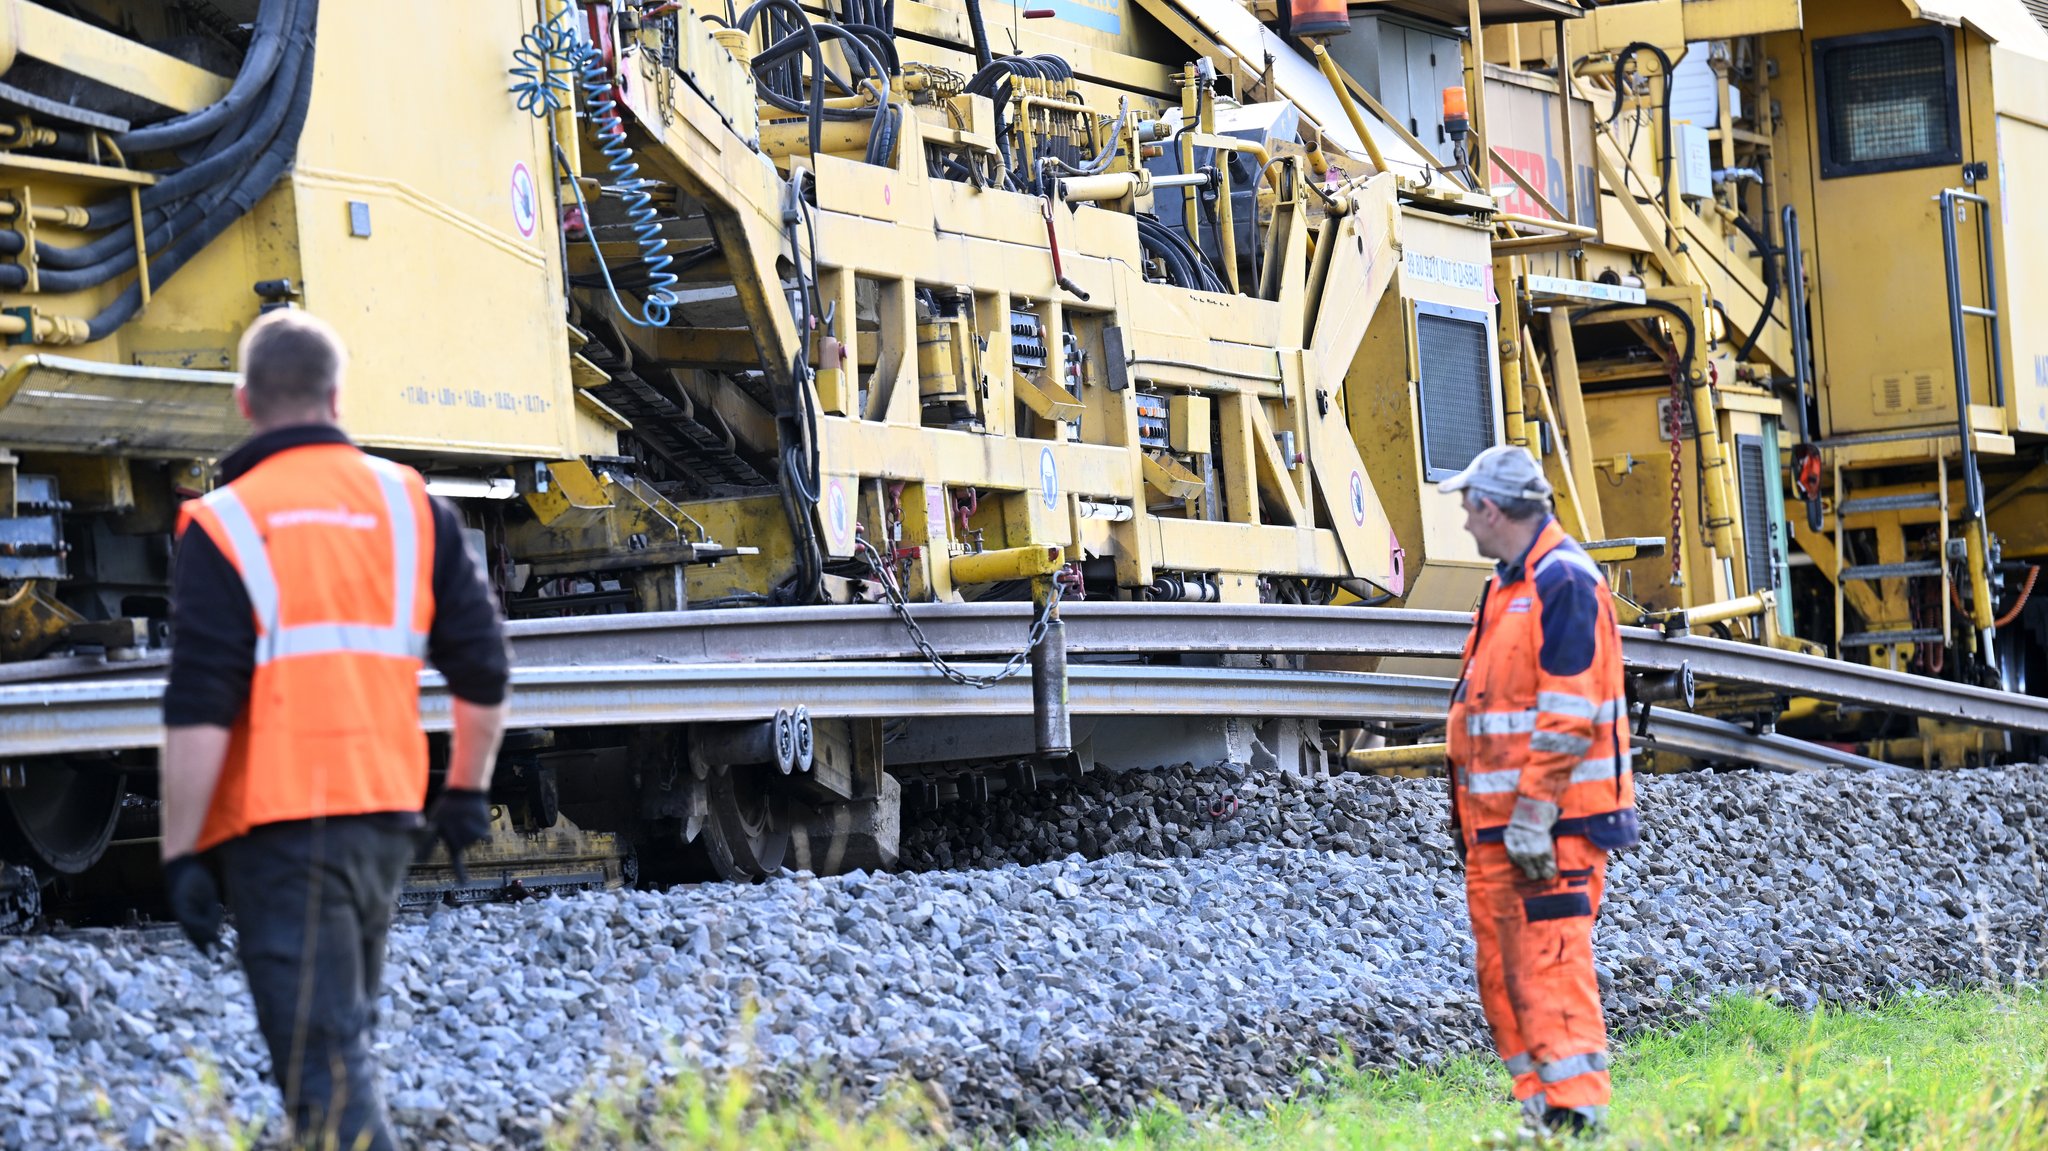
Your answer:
[1814,26,1962,179]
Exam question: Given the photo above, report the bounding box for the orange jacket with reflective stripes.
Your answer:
[177,443,436,852]
[1447,518,1638,849]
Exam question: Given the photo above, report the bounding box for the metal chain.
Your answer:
[856,535,1064,689]
[1666,363,1685,587]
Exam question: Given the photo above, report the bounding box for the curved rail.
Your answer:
[504,603,2048,736]
[0,656,1891,775]
[0,604,2008,772]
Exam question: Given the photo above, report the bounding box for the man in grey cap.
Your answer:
[1439,445,1639,1138]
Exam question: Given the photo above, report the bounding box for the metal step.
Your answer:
[1836,493,1943,517]
[1840,628,1947,647]
[1841,561,1943,581]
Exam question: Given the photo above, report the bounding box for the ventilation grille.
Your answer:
[1736,437,1777,594]
[1873,370,1941,413]
[1417,311,1495,480]
[2029,0,2048,33]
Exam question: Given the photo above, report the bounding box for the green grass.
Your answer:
[536,988,2048,1151]
[1029,989,2048,1151]
[158,988,2048,1149]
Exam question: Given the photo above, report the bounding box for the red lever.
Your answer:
[1023,7,1056,17]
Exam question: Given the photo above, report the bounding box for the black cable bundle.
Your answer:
[719,0,895,157]
[963,54,1077,192]
[1135,214,1227,293]
[0,0,320,339]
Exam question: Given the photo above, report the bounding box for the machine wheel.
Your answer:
[699,762,788,881]
[0,763,124,875]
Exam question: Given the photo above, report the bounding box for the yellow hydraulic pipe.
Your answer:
[1673,591,1771,629]
[1176,131,1253,292]
[0,201,88,228]
[1496,261,1528,451]
[1465,0,1489,183]
[1780,697,1825,723]
[950,544,1066,585]
[1344,743,1448,771]
[0,310,88,344]
[1492,212,1596,239]
[1310,43,1388,174]
[1689,370,1741,562]
[1966,523,1995,634]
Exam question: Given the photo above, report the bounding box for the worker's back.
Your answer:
[179,440,437,851]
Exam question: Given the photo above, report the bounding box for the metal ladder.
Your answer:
[1828,188,2002,661]
[1938,187,2002,658]
[1832,462,1950,661]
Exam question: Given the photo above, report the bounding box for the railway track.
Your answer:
[0,603,1998,768]
[0,601,1988,924]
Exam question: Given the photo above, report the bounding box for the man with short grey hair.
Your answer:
[1441,445,1639,1137]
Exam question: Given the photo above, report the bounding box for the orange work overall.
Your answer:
[1447,519,1637,1117]
[178,443,437,853]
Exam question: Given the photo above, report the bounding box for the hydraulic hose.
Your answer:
[1728,212,1779,363]
[77,24,318,342]
[17,0,315,280]
[116,0,297,153]
[32,9,315,274]
[1607,42,1674,252]
[966,0,994,70]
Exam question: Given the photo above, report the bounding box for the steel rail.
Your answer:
[0,659,1881,775]
[506,603,2048,736]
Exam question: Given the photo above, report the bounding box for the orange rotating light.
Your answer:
[1288,0,1351,38]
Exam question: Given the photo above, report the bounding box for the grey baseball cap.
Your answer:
[1440,445,1554,503]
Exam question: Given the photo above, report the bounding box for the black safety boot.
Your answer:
[1541,1107,1600,1139]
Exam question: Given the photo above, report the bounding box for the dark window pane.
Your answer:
[1418,311,1495,479]
[1823,36,1950,168]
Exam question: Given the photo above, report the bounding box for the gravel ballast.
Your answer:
[3,763,2044,1149]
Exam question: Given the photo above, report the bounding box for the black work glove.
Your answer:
[162,855,224,953]
[420,788,493,883]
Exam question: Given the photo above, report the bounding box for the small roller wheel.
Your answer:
[0,763,123,875]
[699,762,787,881]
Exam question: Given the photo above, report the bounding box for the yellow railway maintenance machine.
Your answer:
[1453,0,2048,765]
[0,0,2041,914]
[0,0,1588,907]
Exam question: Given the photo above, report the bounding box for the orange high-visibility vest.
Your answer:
[1447,519,1637,847]
[177,443,436,852]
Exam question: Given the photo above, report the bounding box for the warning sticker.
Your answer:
[510,162,537,238]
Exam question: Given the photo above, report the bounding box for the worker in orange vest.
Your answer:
[1442,445,1638,1137]
[157,310,510,1151]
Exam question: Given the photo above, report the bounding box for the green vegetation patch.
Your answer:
[1031,989,2048,1151]
[156,988,2048,1149]
[534,988,2048,1151]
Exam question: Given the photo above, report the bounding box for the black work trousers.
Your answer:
[219,816,415,1151]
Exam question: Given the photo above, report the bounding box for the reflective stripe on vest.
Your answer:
[1539,1050,1610,1083]
[1536,690,1597,720]
[1570,754,1634,786]
[1530,729,1594,756]
[203,456,428,665]
[1467,709,1538,736]
[1468,768,1523,795]
[1464,753,1633,798]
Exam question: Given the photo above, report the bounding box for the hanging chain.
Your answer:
[855,535,1064,689]
[1666,362,1686,587]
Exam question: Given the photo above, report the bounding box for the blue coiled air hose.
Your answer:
[511,8,678,329]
